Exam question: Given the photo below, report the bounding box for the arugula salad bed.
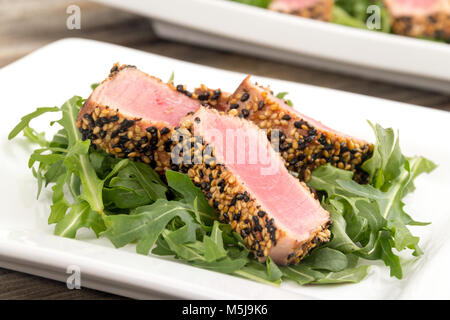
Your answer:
[8,87,436,286]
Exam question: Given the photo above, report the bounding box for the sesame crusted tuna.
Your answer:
[384,0,450,40]
[224,76,374,183]
[180,108,331,265]
[77,64,205,173]
[76,64,331,264]
[269,0,334,21]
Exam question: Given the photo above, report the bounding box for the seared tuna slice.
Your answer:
[224,76,373,183]
[269,0,334,21]
[384,0,450,40]
[77,64,203,174]
[179,108,331,265]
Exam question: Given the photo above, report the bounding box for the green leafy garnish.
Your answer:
[308,122,436,278]
[9,90,435,287]
[276,92,293,107]
[230,0,272,9]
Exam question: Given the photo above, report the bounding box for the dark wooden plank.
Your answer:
[0,267,125,300]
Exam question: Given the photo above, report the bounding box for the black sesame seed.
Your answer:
[241,109,249,118]
[230,103,239,110]
[211,90,221,100]
[294,121,304,129]
[111,130,120,138]
[235,193,244,201]
[240,92,250,102]
[146,127,157,135]
[160,127,170,135]
[197,92,210,101]
[282,114,291,121]
[176,85,184,92]
[164,140,173,152]
[109,115,119,123]
[257,211,266,218]
[257,101,265,110]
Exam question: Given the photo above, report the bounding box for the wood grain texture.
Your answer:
[0,0,449,300]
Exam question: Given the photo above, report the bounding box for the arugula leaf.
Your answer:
[102,199,200,255]
[203,221,227,261]
[64,140,104,213]
[54,201,105,238]
[103,161,167,209]
[313,265,370,284]
[168,72,175,83]
[301,247,348,272]
[230,0,272,9]
[8,107,60,140]
[281,264,324,285]
[48,173,70,224]
[166,170,217,223]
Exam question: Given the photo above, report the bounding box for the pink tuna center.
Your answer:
[91,68,201,127]
[386,0,441,15]
[195,109,329,241]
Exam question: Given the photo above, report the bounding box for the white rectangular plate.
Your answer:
[94,0,450,93]
[1,38,449,299]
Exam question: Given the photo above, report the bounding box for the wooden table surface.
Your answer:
[1,0,449,300]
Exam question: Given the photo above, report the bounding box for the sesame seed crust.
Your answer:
[390,13,450,40]
[77,104,174,174]
[193,85,231,112]
[225,77,374,183]
[269,0,334,21]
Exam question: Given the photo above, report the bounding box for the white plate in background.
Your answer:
[0,38,449,299]
[94,0,450,93]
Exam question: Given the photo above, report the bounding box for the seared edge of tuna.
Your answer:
[224,76,373,183]
[179,109,331,265]
[194,85,231,112]
[269,0,334,21]
[77,104,174,174]
[384,0,450,40]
